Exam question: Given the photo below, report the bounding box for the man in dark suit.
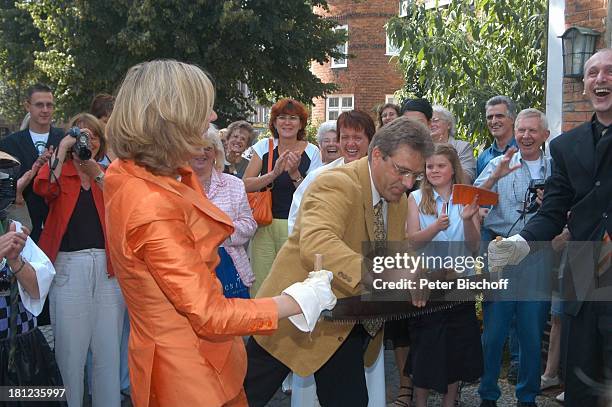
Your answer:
[0,84,64,243]
[489,48,612,407]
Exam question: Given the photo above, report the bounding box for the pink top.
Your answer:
[206,169,257,286]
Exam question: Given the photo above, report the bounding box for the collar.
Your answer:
[490,137,517,153]
[329,156,346,167]
[511,150,549,178]
[432,187,455,206]
[432,188,446,202]
[368,161,383,207]
[107,159,234,228]
[592,114,612,139]
[514,149,545,166]
[207,168,225,197]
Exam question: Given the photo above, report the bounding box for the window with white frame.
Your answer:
[424,0,451,9]
[386,32,400,56]
[331,25,348,68]
[399,0,410,17]
[385,94,398,105]
[326,95,354,120]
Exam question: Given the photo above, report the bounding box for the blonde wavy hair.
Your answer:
[106,59,214,175]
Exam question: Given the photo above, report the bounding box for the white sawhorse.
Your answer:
[290,344,385,407]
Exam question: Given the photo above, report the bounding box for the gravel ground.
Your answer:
[39,326,563,407]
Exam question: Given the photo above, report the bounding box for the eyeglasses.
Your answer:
[277,115,300,122]
[31,102,54,109]
[385,156,424,181]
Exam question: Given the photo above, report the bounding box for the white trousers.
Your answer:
[50,249,125,407]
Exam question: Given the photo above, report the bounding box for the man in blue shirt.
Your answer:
[476,95,518,177]
[475,108,552,407]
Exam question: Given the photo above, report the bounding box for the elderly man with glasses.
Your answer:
[474,108,553,407]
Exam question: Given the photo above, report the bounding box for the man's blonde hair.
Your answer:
[106,59,214,175]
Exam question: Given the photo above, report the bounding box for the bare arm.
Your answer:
[272,294,301,318]
[405,195,447,248]
[243,153,277,192]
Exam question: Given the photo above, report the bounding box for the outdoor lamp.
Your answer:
[559,26,601,78]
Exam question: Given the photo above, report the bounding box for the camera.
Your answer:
[67,127,92,161]
[524,179,546,214]
[528,179,546,193]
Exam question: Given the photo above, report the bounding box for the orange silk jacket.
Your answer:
[104,159,278,407]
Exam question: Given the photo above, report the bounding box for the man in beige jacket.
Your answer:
[245,116,434,407]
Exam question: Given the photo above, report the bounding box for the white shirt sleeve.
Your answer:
[288,171,315,235]
[13,221,55,316]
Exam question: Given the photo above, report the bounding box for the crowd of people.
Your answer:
[0,48,608,407]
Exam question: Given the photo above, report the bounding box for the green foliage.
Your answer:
[0,1,47,123]
[387,0,547,149]
[1,0,345,126]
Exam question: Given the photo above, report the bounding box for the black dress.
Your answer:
[405,301,483,393]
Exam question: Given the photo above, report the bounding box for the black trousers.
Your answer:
[563,301,612,407]
[244,325,369,407]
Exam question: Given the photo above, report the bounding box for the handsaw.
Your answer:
[321,271,497,324]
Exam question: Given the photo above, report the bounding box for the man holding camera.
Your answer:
[474,108,552,407]
[0,84,63,243]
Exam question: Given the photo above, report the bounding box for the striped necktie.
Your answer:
[362,199,386,337]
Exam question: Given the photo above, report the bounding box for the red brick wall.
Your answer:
[310,1,405,123]
[562,0,609,131]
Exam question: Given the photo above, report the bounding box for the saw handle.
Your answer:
[314,253,323,271]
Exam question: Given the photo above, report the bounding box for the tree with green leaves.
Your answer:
[0,1,47,124]
[387,0,547,148]
[0,0,344,125]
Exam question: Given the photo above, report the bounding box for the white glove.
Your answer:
[282,270,337,333]
[487,234,530,270]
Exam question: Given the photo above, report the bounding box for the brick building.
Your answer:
[561,0,610,132]
[310,0,405,124]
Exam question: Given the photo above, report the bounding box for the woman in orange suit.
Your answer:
[103,60,336,407]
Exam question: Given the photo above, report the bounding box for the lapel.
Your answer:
[115,160,234,228]
[16,130,38,167]
[356,157,376,243]
[572,123,596,176]
[207,169,224,200]
[48,127,64,148]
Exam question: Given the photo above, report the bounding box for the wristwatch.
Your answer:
[94,172,105,184]
[291,174,304,183]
